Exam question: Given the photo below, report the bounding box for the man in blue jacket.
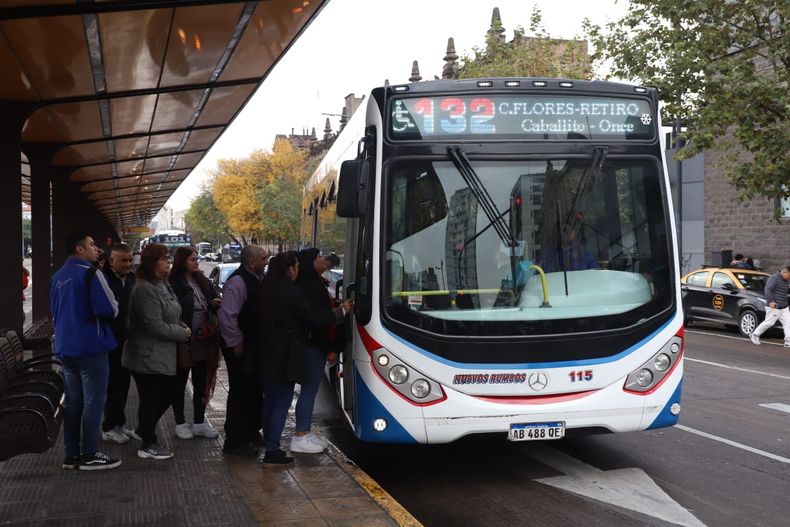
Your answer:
[50,233,121,471]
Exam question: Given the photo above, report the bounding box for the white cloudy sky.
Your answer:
[164,0,630,211]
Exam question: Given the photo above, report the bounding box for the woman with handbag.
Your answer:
[259,251,352,466]
[123,243,191,460]
[169,246,221,440]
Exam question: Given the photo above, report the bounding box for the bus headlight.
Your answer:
[624,331,683,393]
[411,379,430,399]
[636,369,653,386]
[654,353,671,372]
[371,348,446,404]
[389,365,408,384]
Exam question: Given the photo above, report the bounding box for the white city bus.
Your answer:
[309,78,682,443]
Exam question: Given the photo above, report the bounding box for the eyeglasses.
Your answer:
[159,255,171,261]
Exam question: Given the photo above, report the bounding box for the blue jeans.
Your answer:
[61,353,110,458]
[295,346,325,433]
[261,380,295,451]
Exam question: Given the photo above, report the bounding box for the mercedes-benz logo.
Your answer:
[528,372,549,392]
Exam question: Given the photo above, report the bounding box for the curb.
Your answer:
[325,443,424,527]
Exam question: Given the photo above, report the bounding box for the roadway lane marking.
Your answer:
[685,358,790,381]
[686,328,787,347]
[676,425,790,465]
[759,403,790,414]
[528,444,706,527]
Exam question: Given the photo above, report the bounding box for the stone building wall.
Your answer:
[703,148,790,272]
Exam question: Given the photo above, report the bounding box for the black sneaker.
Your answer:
[62,455,79,470]
[222,442,258,457]
[262,448,294,467]
[78,451,122,471]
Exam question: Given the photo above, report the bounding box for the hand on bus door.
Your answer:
[342,299,354,315]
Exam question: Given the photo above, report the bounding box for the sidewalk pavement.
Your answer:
[0,363,418,526]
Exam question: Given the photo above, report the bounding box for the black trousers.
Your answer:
[102,345,131,432]
[172,360,208,425]
[132,372,176,448]
[222,347,262,448]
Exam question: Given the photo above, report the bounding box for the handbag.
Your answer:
[197,309,219,341]
[177,341,192,368]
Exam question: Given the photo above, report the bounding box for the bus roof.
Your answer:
[304,97,368,195]
[384,78,657,98]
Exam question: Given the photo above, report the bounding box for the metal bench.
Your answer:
[0,334,65,461]
[22,317,53,353]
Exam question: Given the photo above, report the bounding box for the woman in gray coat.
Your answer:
[123,243,191,460]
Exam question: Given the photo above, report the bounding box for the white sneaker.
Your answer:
[123,428,142,441]
[750,333,761,345]
[191,422,219,438]
[289,434,325,454]
[305,433,328,448]
[175,423,194,439]
[101,427,130,444]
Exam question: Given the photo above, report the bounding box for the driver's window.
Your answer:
[712,272,735,289]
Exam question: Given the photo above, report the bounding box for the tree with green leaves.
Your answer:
[457,7,592,80]
[587,1,789,209]
[257,139,310,250]
[184,185,233,247]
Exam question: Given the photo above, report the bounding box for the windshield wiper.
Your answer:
[563,145,608,239]
[447,146,514,247]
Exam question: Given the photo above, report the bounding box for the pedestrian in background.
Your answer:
[123,243,191,460]
[291,249,346,454]
[50,232,120,471]
[750,266,790,347]
[101,243,139,444]
[259,251,351,466]
[169,246,221,440]
[218,245,269,456]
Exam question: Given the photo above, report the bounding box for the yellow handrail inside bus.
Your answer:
[390,264,551,307]
[528,264,551,307]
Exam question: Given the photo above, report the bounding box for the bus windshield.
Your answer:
[384,157,672,336]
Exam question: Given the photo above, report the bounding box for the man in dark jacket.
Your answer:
[218,244,269,456]
[100,243,138,444]
[750,266,790,346]
[50,233,121,471]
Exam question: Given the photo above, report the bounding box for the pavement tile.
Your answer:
[236,466,307,501]
[311,496,387,518]
[248,497,322,521]
[266,519,331,527]
[288,466,366,499]
[324,513,399,527]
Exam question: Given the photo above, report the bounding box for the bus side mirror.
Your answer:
[337,159,370,218]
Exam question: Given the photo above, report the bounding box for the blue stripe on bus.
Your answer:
[354,369,418,443]
[381,317,674,369]
[646,379,683,430]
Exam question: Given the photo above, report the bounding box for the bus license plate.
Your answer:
[508,422,565,441]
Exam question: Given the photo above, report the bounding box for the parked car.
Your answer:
[208,262,241,297]
[681,266,772,336]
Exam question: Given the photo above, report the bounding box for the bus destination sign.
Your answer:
[389,95,654,141]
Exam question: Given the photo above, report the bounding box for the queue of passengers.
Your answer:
[49,232,351,471]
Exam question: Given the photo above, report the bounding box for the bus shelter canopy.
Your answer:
[1,0,326,230]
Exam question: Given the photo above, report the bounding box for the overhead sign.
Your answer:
[123,226,149,233]
[390,94,654,141]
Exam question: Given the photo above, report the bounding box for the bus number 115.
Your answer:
[569,370,593,382]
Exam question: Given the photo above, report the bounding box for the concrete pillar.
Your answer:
[51,176,119,270]
[0,102,30,334]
